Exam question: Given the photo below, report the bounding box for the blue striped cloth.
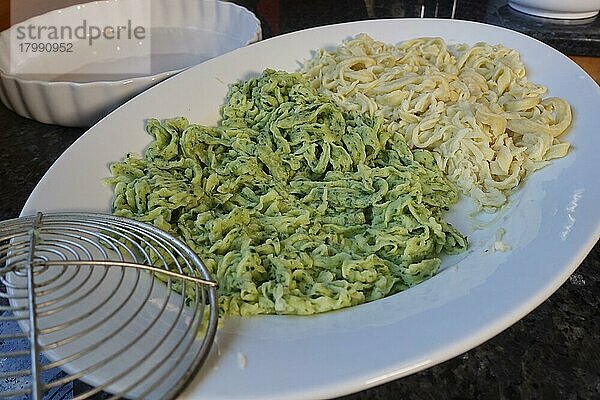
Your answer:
[0,296,73,399]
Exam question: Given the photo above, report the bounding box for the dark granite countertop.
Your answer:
[0,1,598,399]
[485,0,600,57]
[245,0,600,56]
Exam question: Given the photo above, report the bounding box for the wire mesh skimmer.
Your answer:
[0,212,219,399]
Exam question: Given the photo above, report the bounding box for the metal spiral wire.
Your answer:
[0,212,219,399]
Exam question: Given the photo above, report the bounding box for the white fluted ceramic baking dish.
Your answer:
[0,0,261,127]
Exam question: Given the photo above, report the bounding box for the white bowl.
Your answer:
[0,0,261,127]
[508,0,600,19]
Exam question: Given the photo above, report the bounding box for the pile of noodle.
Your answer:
[302,34,572,211]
